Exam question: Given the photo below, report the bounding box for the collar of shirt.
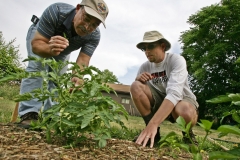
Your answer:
[63,9,76,30]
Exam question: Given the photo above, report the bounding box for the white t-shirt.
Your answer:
[137,52,197,106]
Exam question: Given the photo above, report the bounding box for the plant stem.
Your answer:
[200,131,209,150]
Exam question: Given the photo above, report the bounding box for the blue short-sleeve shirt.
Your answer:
[37,2,100,57]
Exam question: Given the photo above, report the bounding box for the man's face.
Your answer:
[141,42,165,63]
[73,5,101,36]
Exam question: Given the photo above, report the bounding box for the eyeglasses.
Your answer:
[140,43,158,52]
[81,8,100,30]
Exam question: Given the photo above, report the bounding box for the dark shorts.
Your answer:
[147,83,199,123]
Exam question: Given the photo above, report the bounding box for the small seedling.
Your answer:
[63,32,68,39]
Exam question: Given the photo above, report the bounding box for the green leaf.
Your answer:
[236,57,240,64]
[206,95,232,103]
[190,144,199,154]
[22,56,39,62]
[81,114,95,129]
[37,95,50,102]
[0,74,17,83]
[81,87,87,94]
[193,153,202,160]
[77,106,96,117]
[46,129,52,143]
[43,104,60,114]
[175,143,189,152]
[103,110,115,122]
[185,122,192,133]
[97,112,111,128]
[61,119,75,127]
[198,119,213,132]
[159,142,169,148]
[63,32,68,39]
[233,101,240,106]
[232,112,240,123]
[176,116,186,132]
[14,93,33,102]
[48,72,57,80]
[217,125,240,136]
[228,93,240,101]
[46,120,58,130]
[89,82,99,96]
[209,151,240,160]
[159,131,177,143]
[227,147,240,156]
[218,132,228,138]
[98,139,107,148]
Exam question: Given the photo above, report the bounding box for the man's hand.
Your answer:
[69,77,84,93]
[49,35,69,56]
[135,122,158,148]
[136,72,153,83]
[135,99,175,147]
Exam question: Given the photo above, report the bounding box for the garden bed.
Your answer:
[0,123,193,160]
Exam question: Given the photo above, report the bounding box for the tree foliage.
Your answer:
[0,31,24,78]
[180,0,240,119]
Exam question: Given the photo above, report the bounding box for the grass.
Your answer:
[0,82,20,123]
[0,82,20,100]
[111,115,240,152]
[0,99,16,123]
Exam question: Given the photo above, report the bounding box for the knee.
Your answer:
[174,105,198,125]
[130,81,143,96]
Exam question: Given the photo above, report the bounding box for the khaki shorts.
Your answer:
[148,83,199,123]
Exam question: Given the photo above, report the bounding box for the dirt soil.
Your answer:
[0,123,194,160]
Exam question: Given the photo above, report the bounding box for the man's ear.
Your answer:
[160,43,166,51]
[76,4,81,10]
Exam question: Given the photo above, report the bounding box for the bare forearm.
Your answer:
[71,52,90,76]
[31,40,52,58]
[71,53,90,86]
[149,99,174,126]
[31,32,69,58]
[75,53,90,70]
[76,59,89,69]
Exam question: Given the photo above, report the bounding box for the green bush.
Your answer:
[0,32,24,78]
[0,57,129,148]
[0,82,20,100]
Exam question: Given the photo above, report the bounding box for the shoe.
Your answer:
[182,129,198,145]
[17,112,39,129]
[133,127,161,147]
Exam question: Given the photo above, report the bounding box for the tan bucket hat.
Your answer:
[80,0,109,28]
[136,31,171,51]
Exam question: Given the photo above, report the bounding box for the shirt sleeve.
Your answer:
[37,3,60,39]
[165,55,188,106]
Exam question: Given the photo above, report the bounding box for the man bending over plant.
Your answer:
[18,0,109,129]
[130,30,199,148]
